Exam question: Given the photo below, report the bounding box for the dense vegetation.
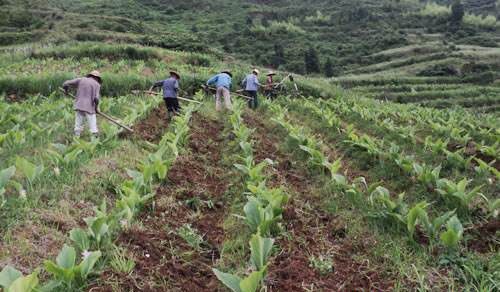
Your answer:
[1,0,499,76]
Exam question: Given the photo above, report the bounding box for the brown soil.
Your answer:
[94,112,229,291]
[243,111,394,291]
[5,93,24,102]
[0,221,66,275]
[467,219,500,253]
[120,105,169,142]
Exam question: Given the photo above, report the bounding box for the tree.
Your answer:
[270,43,285,68]
[324,57,335,77]
[304,47,320,74]
[450,0,465,24]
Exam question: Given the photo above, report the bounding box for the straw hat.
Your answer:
[170,70,181,79]
[266,71,276,76]
[252,68,260,75]
[221,70,232,77]
[87,70,102,83]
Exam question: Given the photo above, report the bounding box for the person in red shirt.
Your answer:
[264,71,276,100]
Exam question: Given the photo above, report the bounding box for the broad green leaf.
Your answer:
[0,166,16,189]
[7,270,38,292]
[43,261,67,281]
[407,202,427,238]
[69,228,90,251]
[0,266,22,288]
[78,251,102,279]
[249,233,274,271]
[56,244,76,269]
[15,157,43,183]
[440,216,463,249]
[440,229,459,248]
[239,270,264,292]
[244,198,263,232]
[212,269,242,292]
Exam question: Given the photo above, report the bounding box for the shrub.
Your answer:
[417,64,460,77]
[31,44,162,61]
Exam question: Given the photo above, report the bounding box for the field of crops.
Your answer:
[0,42,499,291]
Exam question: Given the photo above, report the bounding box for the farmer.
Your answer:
[206,70,233,111]
[264,71,277,99]
[150,70,181,120]
[63,70,102,138]
[241,69,261,109]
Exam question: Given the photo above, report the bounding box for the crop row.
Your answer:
[0,95,200,291]
[263,99,479,258]
[283,97,498,217]
[213,101,288,292]
[324,94,499,155]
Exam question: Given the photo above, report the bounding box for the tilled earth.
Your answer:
[243,112,395,291]
[95,112,229,291]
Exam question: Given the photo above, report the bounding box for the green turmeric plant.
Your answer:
[249,232,274,271]
[212,268,265,292]
[436,178,485,214]
[15,156,44,188]
[439,216,463,250]
[243,196,280,236]
[0,266,39,292]
[44,244,101,289]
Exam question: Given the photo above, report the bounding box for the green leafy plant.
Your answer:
[368,186,407,229]
[406,201,455,242]
[0,266,39,292]
[15,156,44,187]
[243,196,280,236]
[212,268,265,292]
[235,158,273,187]
[249,232,274,271]
[412,163,441,189]
[44,244,102,289]
[0,166,16,207]
[436,178,485,214]
[323,158,348,186]
[439,216,463,250]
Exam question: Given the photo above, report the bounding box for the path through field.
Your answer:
[96,111,231,291]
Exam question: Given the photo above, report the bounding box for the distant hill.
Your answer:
[0,0,498,77]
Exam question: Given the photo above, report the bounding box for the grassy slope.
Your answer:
[1,0,498,76]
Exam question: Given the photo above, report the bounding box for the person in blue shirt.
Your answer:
[206,70,232,111]
[241,69,261,109]
[150,71,181,120]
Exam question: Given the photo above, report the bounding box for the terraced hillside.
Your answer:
[1,0,499,76]
[335,40,500,114]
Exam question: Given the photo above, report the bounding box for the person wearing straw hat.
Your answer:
[150,70,181,120]
[264,71,277,99]
[206,70,233,111]
[241,68,261,109]
[62,70,102,138]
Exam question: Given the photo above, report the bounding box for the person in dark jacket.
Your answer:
[150,71,181,119]
[241,69,261,109]
[63,70,102,138]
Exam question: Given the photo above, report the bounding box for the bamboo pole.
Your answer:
[140,90,203,104]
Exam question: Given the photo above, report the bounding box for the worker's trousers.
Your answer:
[74,110,98,137]
[246,90,258,109]
[215,87,232,111]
